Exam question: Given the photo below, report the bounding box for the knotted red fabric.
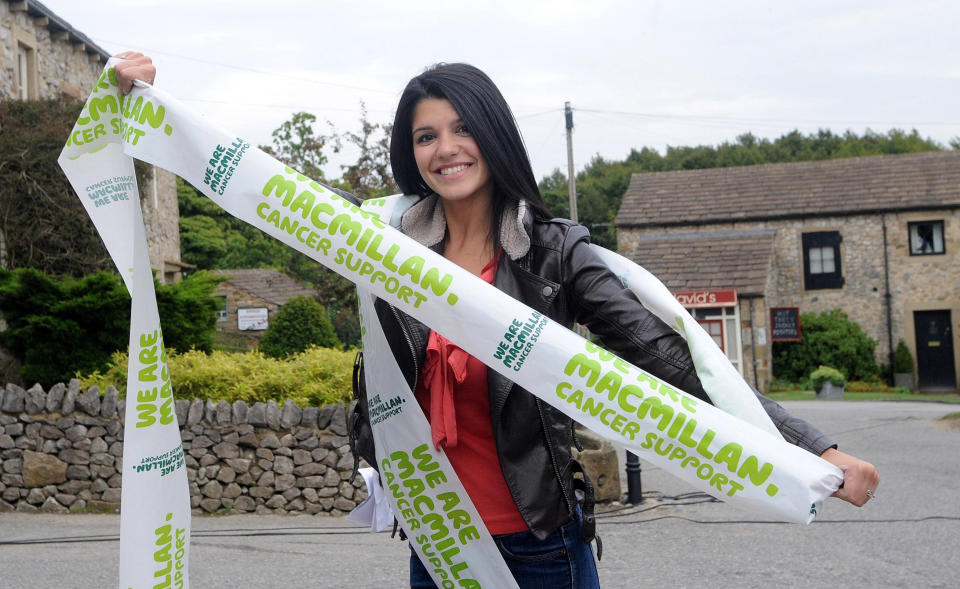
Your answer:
[422,331,470,449]
[414,249,527,533]
[420,250,501,450]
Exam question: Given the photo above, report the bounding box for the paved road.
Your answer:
[2,401,958,588]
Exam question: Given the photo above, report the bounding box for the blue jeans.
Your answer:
[409,510,599,589]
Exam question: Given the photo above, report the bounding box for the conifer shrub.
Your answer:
[0,268,222,387]
[893,339,914,373]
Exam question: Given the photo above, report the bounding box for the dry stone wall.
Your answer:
[0,381,366,516]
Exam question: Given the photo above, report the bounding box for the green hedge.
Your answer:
[773,309,878,382]
[79,346,354,408]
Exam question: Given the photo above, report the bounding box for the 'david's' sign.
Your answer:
[673,289,738,308]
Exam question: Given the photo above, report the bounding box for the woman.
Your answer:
[114,53,879,589]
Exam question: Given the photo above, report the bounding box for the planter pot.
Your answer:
[816,382,845,400]
[893,372,914,390]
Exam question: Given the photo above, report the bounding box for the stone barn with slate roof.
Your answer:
[1,0,183,283]
[211,269,317,349]
[616,151,960,393]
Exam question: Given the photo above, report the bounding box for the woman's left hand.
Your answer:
[113,51,155,94]
[820,448,879,506]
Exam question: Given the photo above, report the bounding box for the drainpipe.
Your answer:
[746,297,759,389]
[882,213,895,384]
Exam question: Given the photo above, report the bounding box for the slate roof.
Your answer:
[626,230,777,296]
[19,1,111,60]
[213,269,316,306]
[616,151,960,228]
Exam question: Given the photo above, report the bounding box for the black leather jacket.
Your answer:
[349,197,836,542]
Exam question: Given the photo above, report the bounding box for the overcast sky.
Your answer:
[40,0,960,182]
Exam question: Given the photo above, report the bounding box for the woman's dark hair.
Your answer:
[391,63,552,231]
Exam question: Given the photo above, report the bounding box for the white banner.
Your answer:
[591,246,781,437]
[58,61,191,589]
[59,62,843,586]
[358,285,519,588]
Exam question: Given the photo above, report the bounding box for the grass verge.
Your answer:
[767,390,960,403]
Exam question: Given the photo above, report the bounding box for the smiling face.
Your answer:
[411,97,493,206]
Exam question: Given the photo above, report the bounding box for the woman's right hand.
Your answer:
[113,52,156,94]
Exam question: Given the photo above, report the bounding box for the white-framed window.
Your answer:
[802,231,844,290]
[693,307,743,375]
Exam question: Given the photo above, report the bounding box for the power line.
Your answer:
[91,37,397,96]
[576,108,960,128]
[178,98,395,115]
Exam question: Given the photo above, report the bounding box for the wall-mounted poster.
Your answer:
[238,308,269,331]
[770,307,801,342]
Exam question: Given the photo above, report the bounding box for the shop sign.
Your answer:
[770,307,802,341]
[673,289,738,308]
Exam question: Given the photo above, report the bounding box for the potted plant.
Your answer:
[893,340,914,390]
[811,365,846,399]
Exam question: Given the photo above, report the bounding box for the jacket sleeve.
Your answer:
[561,224,836,456]
[754,390,837,455]
[561,224,711,402]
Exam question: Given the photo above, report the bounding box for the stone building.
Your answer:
[212,269,317,349]
[0,0,183,282]
[616,151,960,393]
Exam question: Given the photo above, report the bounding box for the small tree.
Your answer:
[259,296,340,359]
[772,309,879,382]
[894,340,914,373]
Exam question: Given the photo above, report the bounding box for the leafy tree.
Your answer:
[337,102,396,198]
[260,111,339,182]
[772,309,879,383]
[259,296,340,359]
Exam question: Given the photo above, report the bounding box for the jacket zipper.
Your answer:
[391,305,419,392]
[536,398,573,514]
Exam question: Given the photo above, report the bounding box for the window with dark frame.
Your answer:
[802,231,844,290]
[908,221,945,255]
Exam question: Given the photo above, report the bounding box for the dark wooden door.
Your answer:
[914,310,956,389]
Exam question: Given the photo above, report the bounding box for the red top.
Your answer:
[414,251,528,535]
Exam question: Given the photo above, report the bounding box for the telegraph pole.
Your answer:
[564,101,578,222]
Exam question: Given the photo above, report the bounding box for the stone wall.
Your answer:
[0,381,366,515]
[140,167,184,284]
[0,1,107,101]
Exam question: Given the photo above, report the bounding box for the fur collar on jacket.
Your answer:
[399,194,532,260]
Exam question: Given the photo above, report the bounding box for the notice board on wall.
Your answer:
[770,307,801,342]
